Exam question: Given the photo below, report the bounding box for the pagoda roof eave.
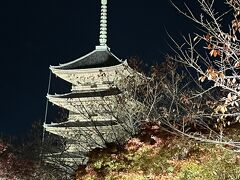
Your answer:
[47,88,121,99]
[50,48,123,70]
[44,120,118,128]
[50,59,128,74]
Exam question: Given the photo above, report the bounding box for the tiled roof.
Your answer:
[51,48,122,70]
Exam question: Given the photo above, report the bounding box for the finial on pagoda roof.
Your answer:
[99,0,108,47]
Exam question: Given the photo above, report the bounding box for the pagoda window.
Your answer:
[102,80,113,84]
[82,82,90,86]
[90,84,97,88]
[89,112,98,117]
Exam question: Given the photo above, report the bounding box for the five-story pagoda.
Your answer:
[43,0,142,168]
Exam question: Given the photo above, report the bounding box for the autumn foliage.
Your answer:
[75,126,240,180]
[0,140,37,179]
[5,1,240,179]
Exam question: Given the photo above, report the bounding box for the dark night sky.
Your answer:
[0,0,225,135]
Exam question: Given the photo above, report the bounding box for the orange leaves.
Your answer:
[198,75,206,82]
[206,43,221,57]
[219,71,225,79]
[204,33,221,57]
[209,49,221,57]
[206,67,219,80]
[204,33,213,42]
[207,44,212,50]
[232,19,240,33]
[199,67,225,82]
[125,138,143,151]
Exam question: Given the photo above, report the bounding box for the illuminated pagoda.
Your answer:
[43,0,142,167]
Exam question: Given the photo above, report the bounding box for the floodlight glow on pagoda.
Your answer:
[42,0,143,169]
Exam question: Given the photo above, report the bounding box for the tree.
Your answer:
[169,0,240,148]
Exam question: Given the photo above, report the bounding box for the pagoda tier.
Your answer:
[68,112,116,122]
[47,90,141,118]
[43,122,132,143]
[50,60,135,88]
[44,152,89,168]
[47,89,121,114]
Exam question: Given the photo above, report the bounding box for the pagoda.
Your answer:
[43,0,143,168]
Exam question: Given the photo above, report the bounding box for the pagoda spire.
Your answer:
[99,0,108,46]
